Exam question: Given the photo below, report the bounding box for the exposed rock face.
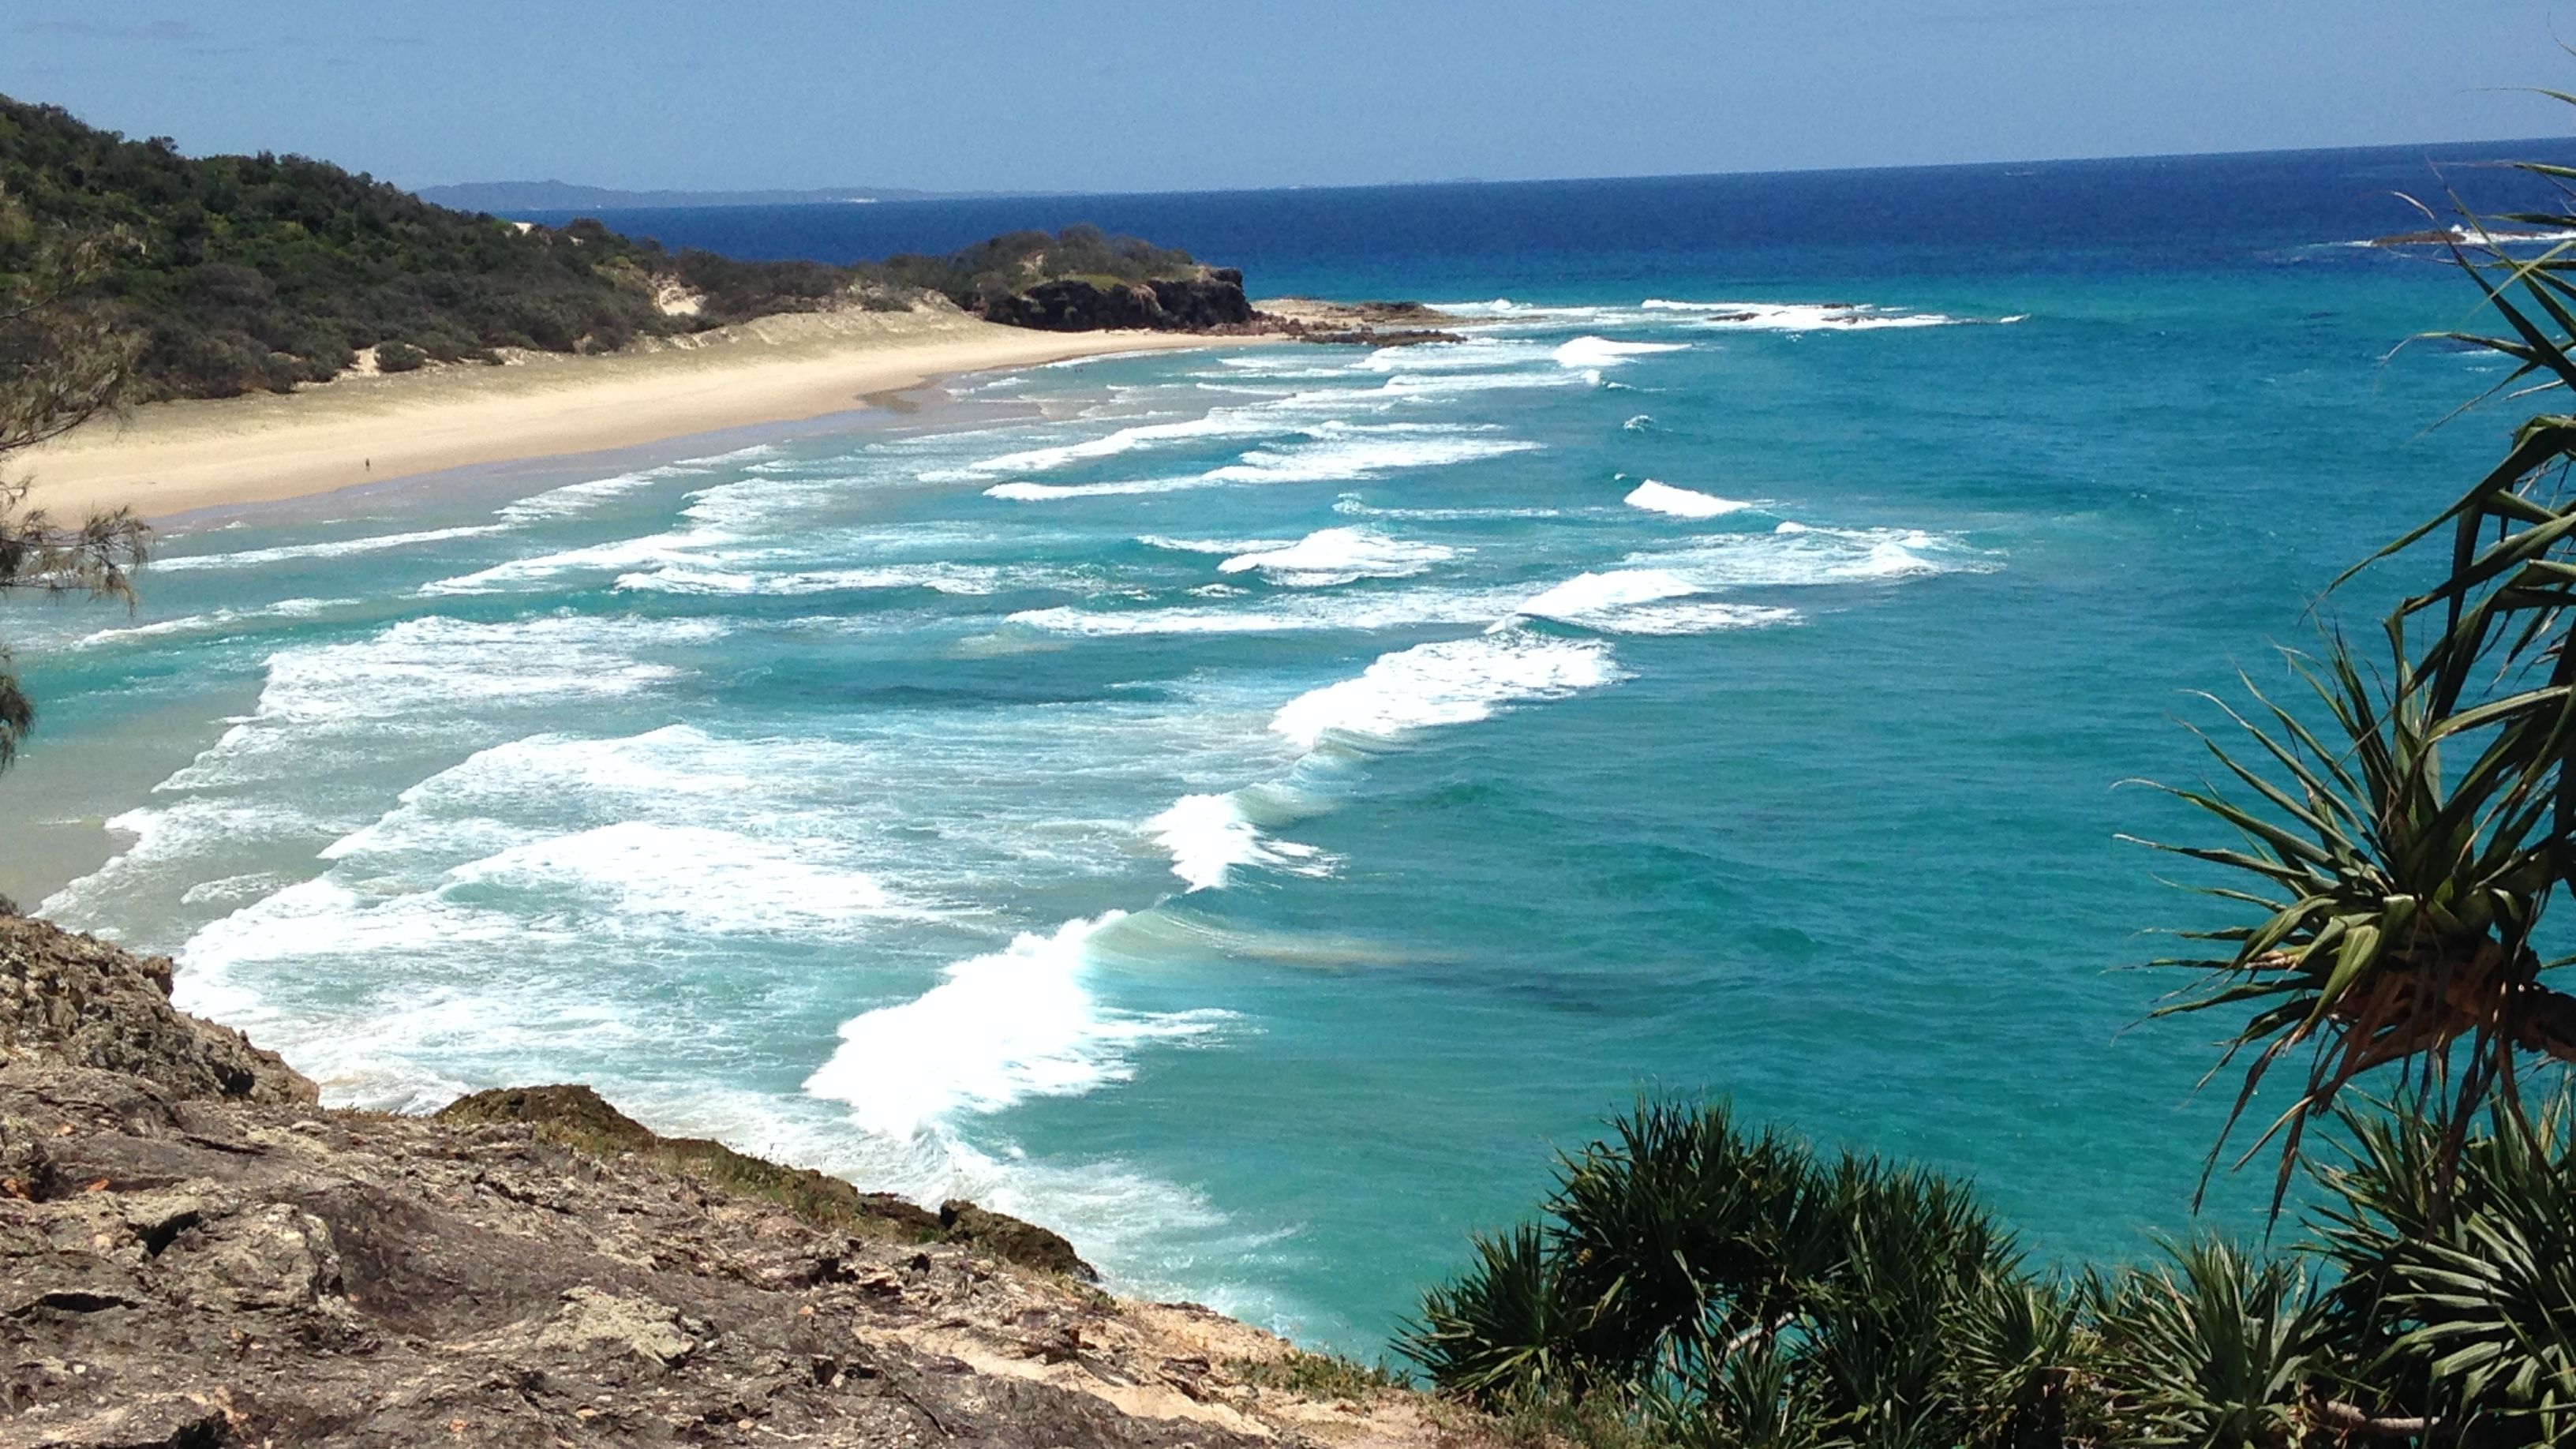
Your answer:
[436,1084,1094,1281]
[0,915,310,1109]
[1254,299,1465,329]
[981,268,1256,332]
[0,916,1477,1447]
[1244,298,1478,347]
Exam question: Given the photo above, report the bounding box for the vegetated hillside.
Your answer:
[879,227,1201,307]
[0,95,1244,402]
[0,94,868,399]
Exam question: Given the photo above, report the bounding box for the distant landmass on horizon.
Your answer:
[415,179,972,212]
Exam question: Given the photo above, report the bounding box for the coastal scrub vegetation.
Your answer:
[1410,146,2576,1447]
[878,223,1204,309]
[1410,1098,2574,1447]
[0,93,1215,401]
[0,93,852,396]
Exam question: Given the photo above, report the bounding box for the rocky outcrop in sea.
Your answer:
[979,268,1258,332]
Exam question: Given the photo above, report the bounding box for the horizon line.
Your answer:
[422,130,2576,211]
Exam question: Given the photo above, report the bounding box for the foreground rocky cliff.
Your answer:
[0,915,1488,1448]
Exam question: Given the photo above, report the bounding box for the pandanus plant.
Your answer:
[2142,148,2576,1202]
[2134,626,2570,1208]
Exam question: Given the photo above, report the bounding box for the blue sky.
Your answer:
[5,1,2574,193]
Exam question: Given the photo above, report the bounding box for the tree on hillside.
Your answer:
[0,189,149,776]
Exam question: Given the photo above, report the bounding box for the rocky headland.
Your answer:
[1248,299,1477,348]
[0,914,1492,1448]
[979,268,1263,333]
[972,279,1479,348]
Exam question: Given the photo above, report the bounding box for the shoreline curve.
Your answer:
[15,308,1252,522]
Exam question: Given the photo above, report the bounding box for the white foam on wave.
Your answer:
[493,444,785,524]
[1625,480,1752,519]
[1635,524,1983,587]
[1271,629,1627,751]
[1005,586,1519,638]
[1138,534,1294,556]
[131,615,720,803]
[1331,496,1567,521]
[174,874,560,1013]
[612,562,1009,596]
[155,525,513,572]
[446,821,916,933]
[987,430,1539,500]
[314,723,779,866]
[1552,336,1688,369]
[72,597,352,649]
[1376,369,1587,399]
[1642,298,2005,332]
[1205,432,1538,484]
[1520,568,1700,617]
[803,915,1234,1139]
[497,468,674,522]
[1426,298,1554,316]
[242,615,714,729]
[44,622,719,932]
[38,799,328,928]
[1143,792,1334,892]
[1573,601,1801,635]
[1510,569,1799,636]
[1358,338,1549,373]
[420,532,729,595]
[944,410,1302,477]
[1216,526,1458,586]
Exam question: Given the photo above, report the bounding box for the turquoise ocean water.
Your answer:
[8,144,2576,1350]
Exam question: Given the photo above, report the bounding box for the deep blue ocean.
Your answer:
[9,141,2576,1351]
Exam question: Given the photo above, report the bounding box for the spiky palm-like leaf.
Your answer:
[2313,1099,2576,1445]
[1548,1098,1825,1379]
[1945,1274,2091,1449]
[2133,627,2574,1209]
[2089,1237,2329,1449]
[1798,1155,2007,1449]
[1412,1100,2047,1447]
[1649,1341,1844,1449]
[1400,1222,1586,1404]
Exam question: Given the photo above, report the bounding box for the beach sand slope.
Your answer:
[14,307,1241,520]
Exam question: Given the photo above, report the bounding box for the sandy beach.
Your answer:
[14,307,1242,521]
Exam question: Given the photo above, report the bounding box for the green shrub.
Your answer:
[2086,1239,2327,1449]
[1230,1350,1410,1398]
[374,340,425,373]
[2311,1100,2576,1444]
[1418,1096,2576,1447]
[1405,1099,2024,1447]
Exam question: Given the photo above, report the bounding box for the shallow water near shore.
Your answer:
[9,144,2576,1350]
